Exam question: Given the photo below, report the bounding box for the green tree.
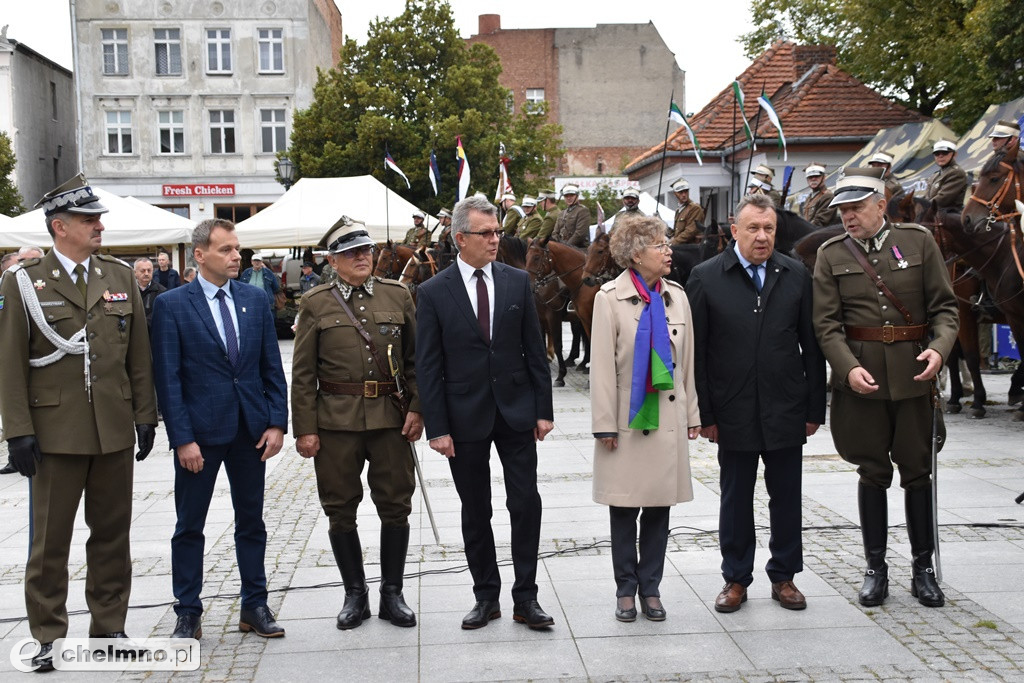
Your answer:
[0,131,24,216]
[289,0,563,213]
[741,0,1024,132]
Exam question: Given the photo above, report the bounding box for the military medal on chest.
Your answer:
[891,245,908,269]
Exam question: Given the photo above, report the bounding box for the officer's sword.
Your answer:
[931,378,942,583]
[388,345,441,544]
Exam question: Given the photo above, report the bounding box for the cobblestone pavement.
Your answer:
[2,339,1024,681]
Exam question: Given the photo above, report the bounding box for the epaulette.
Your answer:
[96,253,132,269]
[10,258,40,272]
[893,222,930,234]
[599,279,617,293]
[303,282,336,298]
[374,276,409,290]
[820,232,849,248]
[662,278,684,292]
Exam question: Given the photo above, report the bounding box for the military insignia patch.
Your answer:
[94,267,103,277]
[34,280,46,290]
[0,295,5,310]
[51,269,61,278]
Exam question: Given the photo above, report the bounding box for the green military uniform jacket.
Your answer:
[925,162,968,212]
[0,251,157,454]
[291,277,420,435]
[516,213,543,239]
[502,206,525,236]
[552,203,592,247]
[884,176,904,201]
[812,222,958,402]
[537,207,559,241]
[402,226,429,249]
[802,189,837,226]
[670,202,705,244]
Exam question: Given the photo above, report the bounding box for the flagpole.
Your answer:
[731,88,738,207]
[743,78,767,195]
[384,153,390,243]
[655,90,675,222]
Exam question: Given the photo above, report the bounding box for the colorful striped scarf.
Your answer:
[627,269,674,429]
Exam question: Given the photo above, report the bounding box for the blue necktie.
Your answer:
[215,289,239,366]
[748,264,763,292]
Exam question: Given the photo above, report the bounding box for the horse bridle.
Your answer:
[528,244,583,307]
[967,158,1023,232]
[399,249,438,291]
[374,246,404,280]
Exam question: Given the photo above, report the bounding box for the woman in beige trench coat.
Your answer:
[591,215,701,623]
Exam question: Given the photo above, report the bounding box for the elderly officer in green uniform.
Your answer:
[670,178,705,245]
[813,167,958,609]
[515,196,542,238]
[0,175,157,672]
[401,211,429,248]
[292,218,423,631]
[867,150,903,201]
[500,193,525,236]
[801,163,837,226]
[552,184,592,247]
[533,190,560,241]
[925,140,968,212]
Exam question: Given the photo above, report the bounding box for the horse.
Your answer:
[373,241,416,280]
[397,247,440,302]
[957,144,1024,418]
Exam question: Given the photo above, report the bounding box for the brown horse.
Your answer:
[373,241,417,280]
[958,143,1024,417]
[397,248,441,302]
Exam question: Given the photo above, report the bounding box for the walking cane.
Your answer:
[410,441,441,545]
[931,379,942,582]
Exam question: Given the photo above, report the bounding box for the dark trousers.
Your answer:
[609,506,670,598]
[449,411,542,603]
[171,427,268,616]
[718,446,803,586]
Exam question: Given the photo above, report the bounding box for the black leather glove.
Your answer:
[135,424,156,462]
[8,436,42,477]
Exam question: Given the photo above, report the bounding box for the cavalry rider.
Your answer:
[751,164,782,208]
[801,163,837,226]
[670,178,705,245]
[552,184,592,248]
[867,150,904,201]
[516,196,542,239]
[402,212,429,249]
[989,119,1021,154]
[500,193,525,236]
[616,188,645,218]
[813,167,958,610]
[925,140,968,213]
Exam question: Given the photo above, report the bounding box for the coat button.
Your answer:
[669,395,675,401]
[359,306,365,311]
[672,329,678,336]
[47,314,54,320]
[369,370,375,376]
[642,429,649,435]
[90,354,97,360]
[881,305,888,310]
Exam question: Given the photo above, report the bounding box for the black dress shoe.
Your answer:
[88,632,145,659]
[512,599,554,629]
[615,597,637,623]
[238,605,285,638]
[31,642,53,673]
[0,461,16,475]
[172,613,202,639]
[461,600,501,630]
[639,596,667,621]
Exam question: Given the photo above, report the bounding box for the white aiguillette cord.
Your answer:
[15,267,91,401]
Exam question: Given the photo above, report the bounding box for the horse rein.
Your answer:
[967,159,1023,229]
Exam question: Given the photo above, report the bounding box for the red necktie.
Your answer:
[475,269,490,343]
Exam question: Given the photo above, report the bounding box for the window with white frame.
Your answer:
[158,110,185,154]
[257,28,284,73]
[154,28,182,76]
[209,110,235,154]
[206,29,232,73]
[526,88,545,104]
[105,111,133,154]
[101,29,129,75]
[259,109,286,153]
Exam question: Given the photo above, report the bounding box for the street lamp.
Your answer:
[278,156,294,190]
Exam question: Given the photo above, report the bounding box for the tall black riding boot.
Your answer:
[857,483,889,607]
[905,485,945,607]
[379,525,416,627]
[328,529,371,629]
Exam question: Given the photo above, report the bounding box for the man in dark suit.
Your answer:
[416,195,556,630]
[152,218,289,640]
[686,193,826,614]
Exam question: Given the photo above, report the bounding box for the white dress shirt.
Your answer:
[196,272,240,350]
[52,247,90,287]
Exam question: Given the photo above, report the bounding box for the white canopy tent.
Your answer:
[590,191,675,240]
[234,175,435,247]
[0,187,194,249]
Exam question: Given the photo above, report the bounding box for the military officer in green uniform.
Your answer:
[614,187,645,221]
[0,175,157,672]
[989,119,1021,153]
[401,211,429,248]
[813,167,958,609]
[552,184,591,247]
[292,219,423,631]
[500,193,525,236]
[751,164,783,208]
[867,150,903,201]
[515,196,542,239]
[532,190,560,241]
[801,163,837,226]
[925,140,968,212]
[669,178,705,245]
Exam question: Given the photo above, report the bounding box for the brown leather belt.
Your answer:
[318,378,397,398]
[844,324,928,344]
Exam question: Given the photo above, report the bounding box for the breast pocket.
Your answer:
[886,252,924,292]
[104,304,133,343]
[318,316,360,349]
[832,262,869,299]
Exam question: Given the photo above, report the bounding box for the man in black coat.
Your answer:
[686,193,826,613]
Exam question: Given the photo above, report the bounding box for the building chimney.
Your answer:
[792,45,837,77]
[478,14,501,35]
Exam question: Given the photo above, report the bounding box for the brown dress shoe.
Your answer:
[714,582,747,613]
[771,580,807,610]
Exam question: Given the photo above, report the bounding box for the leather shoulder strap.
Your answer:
[841,237,915,325]
[330,286,394,381]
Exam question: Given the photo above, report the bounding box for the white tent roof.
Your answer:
[234,175,435,247]
[0,187,194,249]
[590,191,675,239]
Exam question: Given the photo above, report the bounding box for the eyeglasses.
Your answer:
[466,229,502,239]
[647,242,672,252]
[338,245,374,259]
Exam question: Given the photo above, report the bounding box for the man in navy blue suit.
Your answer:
[152,218,289,640]
[416,195,556,630]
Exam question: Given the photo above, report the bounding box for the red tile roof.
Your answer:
[627,41,927,173]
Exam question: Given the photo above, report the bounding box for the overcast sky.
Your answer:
[4,0,754,113]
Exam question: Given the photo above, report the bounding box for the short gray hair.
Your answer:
[192,218,235,250]
[609,215,666,268]
[452,196,498,237]
[134,257,153,269]
[734,193,775,218]
[18,245,44,258]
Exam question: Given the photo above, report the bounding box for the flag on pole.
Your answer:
[456,136,470,202]
[732,81,756,148]
[596,201,606,233]
[669,101,702,166]
[494,143,513,201]
[384,150,411,189]
[428,150,441,196]
[756,95,787,161]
